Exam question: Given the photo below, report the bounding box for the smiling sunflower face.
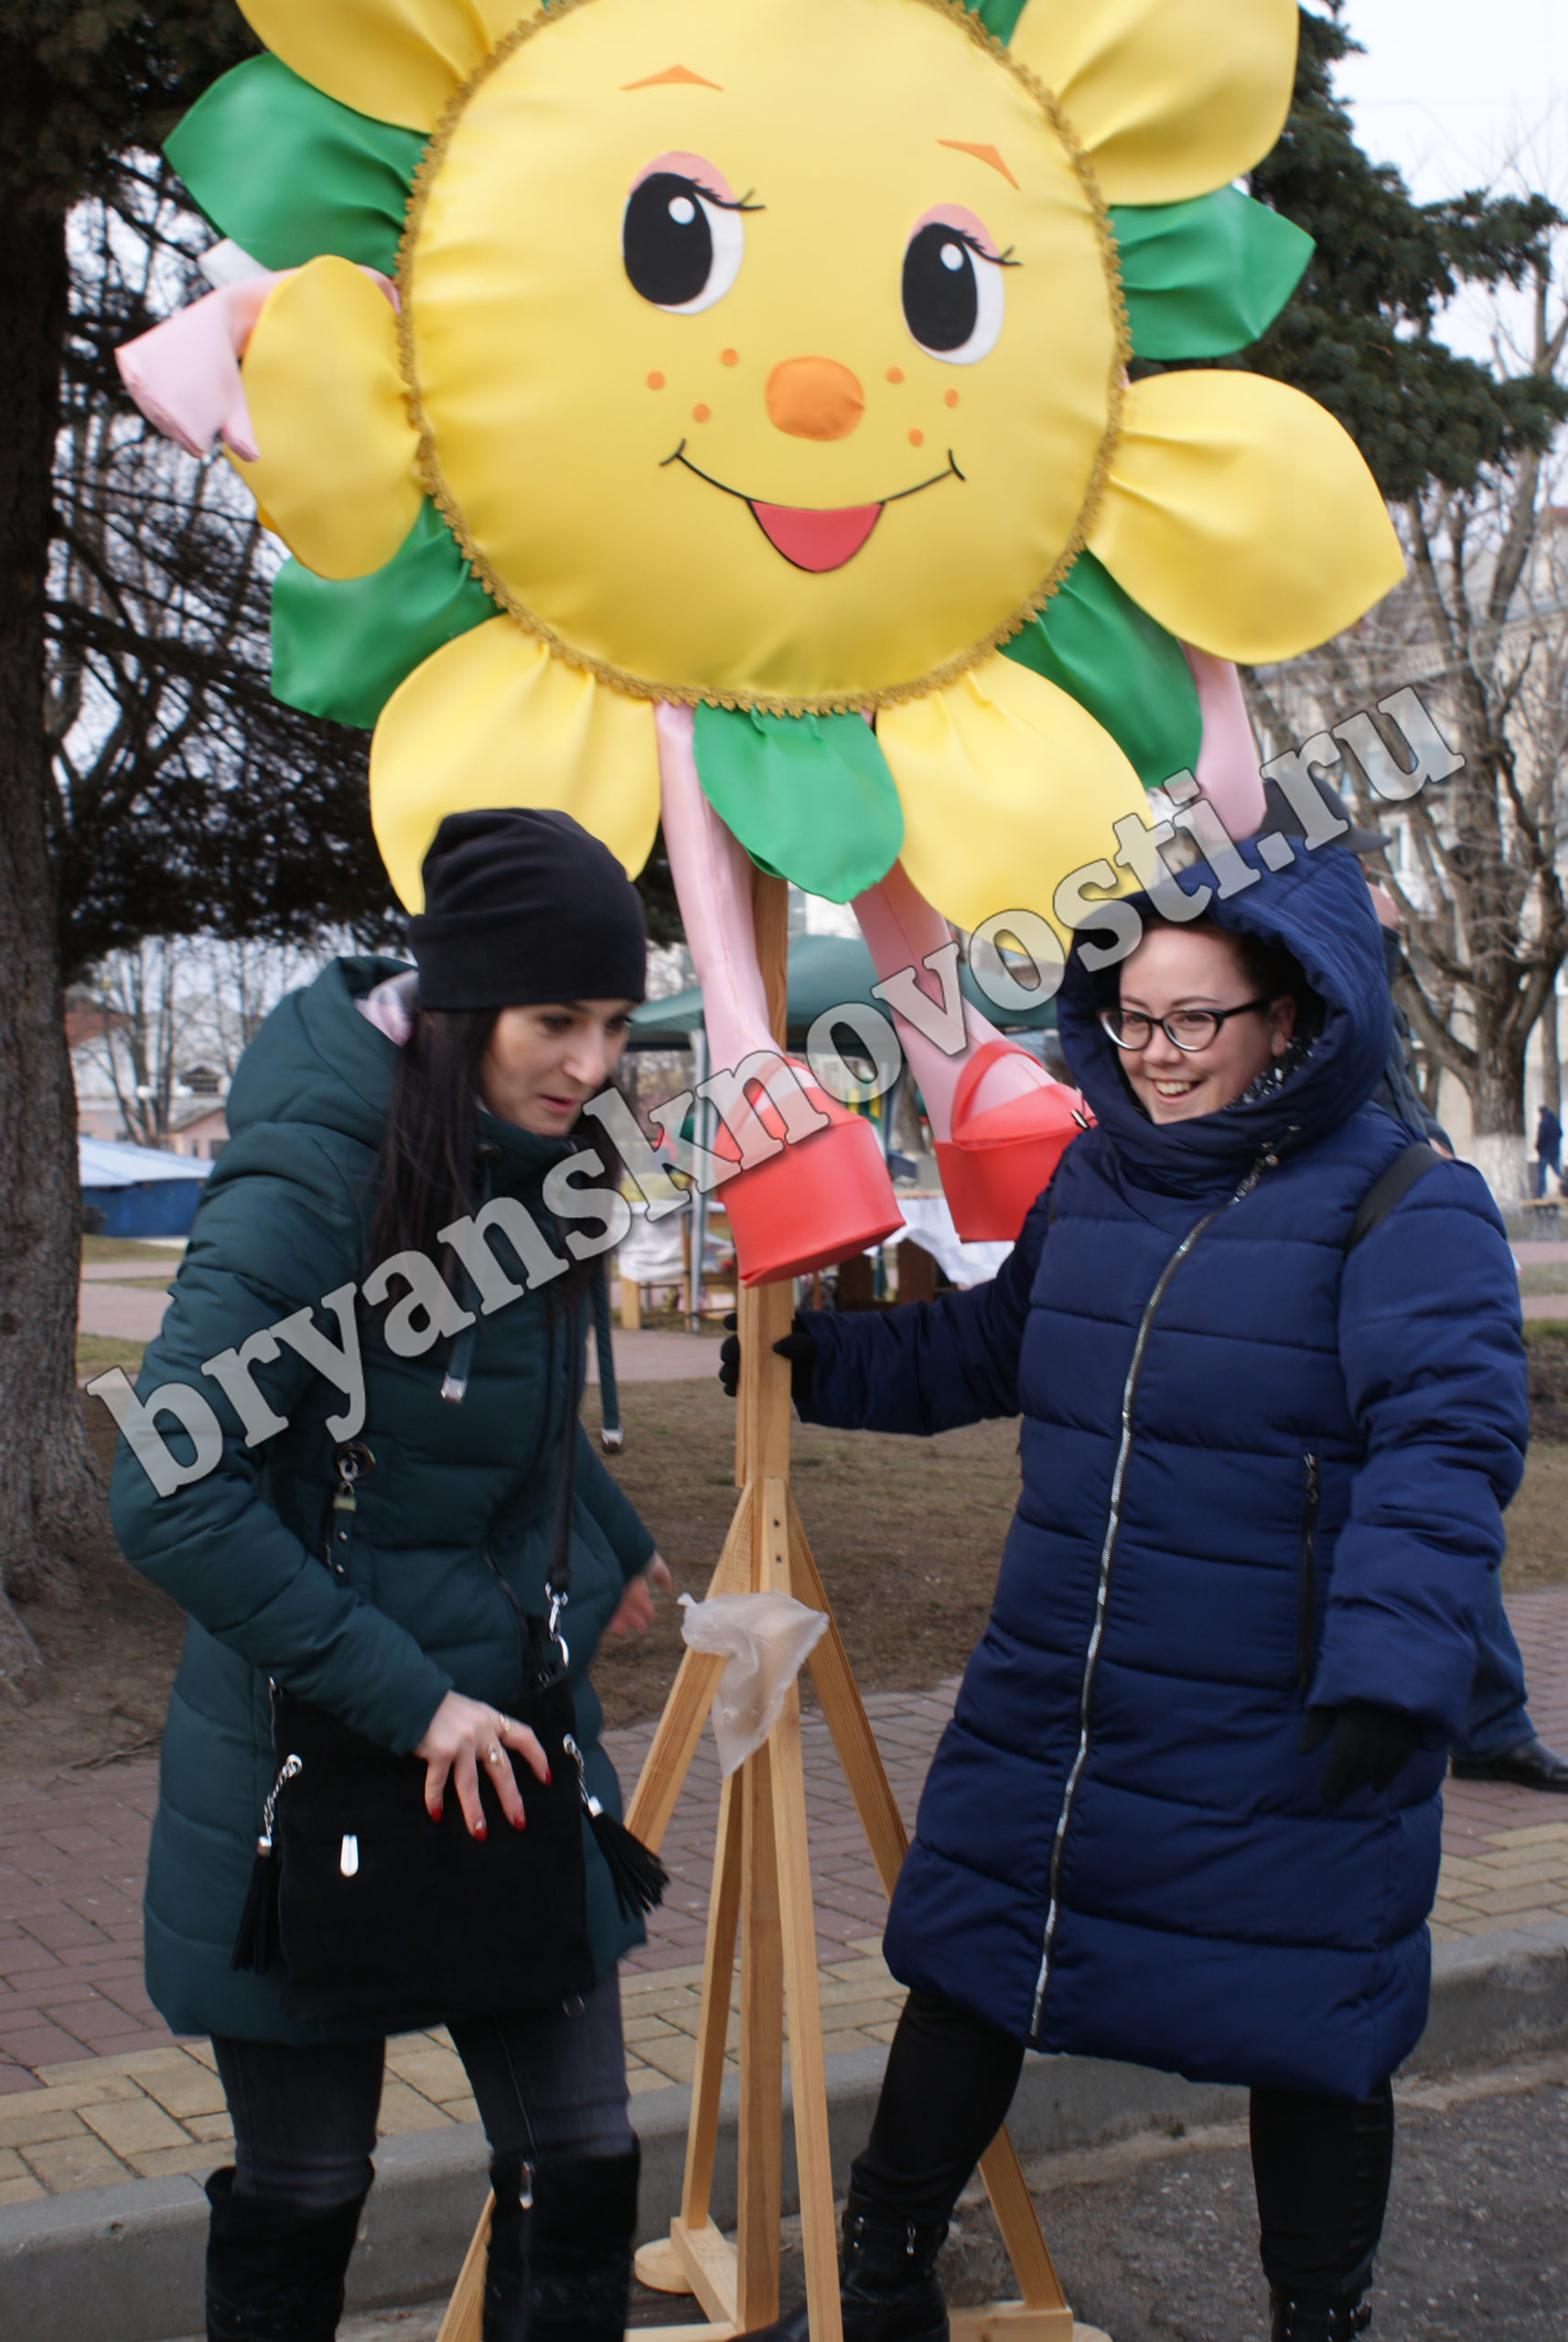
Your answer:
[165,0,1406,923]
[405,0,1120,704]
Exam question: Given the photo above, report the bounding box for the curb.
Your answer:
[5,1918,1564,2342]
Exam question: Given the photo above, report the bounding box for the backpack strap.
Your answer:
[1345,1141,1444,1252]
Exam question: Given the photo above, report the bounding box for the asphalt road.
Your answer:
[161,2055,1567,2342]
[956,2055,1568,2342]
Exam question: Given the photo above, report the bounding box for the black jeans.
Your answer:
[854,1991,1394,2302]
[213,1972,634,2212]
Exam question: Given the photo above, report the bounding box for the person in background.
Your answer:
[1255,779,1568,1798]
[1533,1101,1563,1199]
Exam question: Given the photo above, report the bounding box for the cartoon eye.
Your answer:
[623,165,745,315]
[901,210,1006,364]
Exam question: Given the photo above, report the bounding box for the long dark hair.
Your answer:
[367,1007,497,1275]
[365,1006,625,1307]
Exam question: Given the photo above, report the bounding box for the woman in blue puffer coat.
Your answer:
[736,843,1526,2342]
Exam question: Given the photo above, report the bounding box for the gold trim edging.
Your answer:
[392,0,1130,716]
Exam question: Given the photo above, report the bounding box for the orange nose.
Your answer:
[765,356,865,441]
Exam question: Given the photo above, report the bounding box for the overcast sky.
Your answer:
[1334,0,1565,360]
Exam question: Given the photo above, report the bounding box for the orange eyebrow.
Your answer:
[623,65,724,91]
[938,139,1018,188]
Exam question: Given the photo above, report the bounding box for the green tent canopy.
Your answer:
[626,933,1058,1051]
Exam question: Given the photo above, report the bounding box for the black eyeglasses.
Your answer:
[1100,998,1272,1054]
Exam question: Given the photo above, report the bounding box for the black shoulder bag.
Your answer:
[231,1303,666,2025]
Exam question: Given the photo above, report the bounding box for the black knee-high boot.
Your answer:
[1269,2285,1373,2340]
[1252,2079,1392,2342]
[734,2185,950,2342]
[484,2153,535,2342]
[205,2167,365,2342]
[530,2143,640,2341]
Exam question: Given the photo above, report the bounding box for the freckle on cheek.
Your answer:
[720,348,738,366]
[908,427,924,447]
[693,403,711,423]
[886,367,904,384]
[646,371,664,389]
[944,389,959,408]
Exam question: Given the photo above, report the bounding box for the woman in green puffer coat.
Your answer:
[109,810,668,2342]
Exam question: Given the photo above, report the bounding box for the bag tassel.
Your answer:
[231,1841,281,1973]
[231,1754,302,1973]
[565,1732,667,1919]
[586,1803,669,1922]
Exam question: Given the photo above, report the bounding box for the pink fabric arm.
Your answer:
[114,267,400,467]
[1183,646,1266,840]
[654,702,776,1074]
[115,277,282,463]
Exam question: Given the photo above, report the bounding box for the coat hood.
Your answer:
[1057,843,1394,1194]
[224,956,408,1155]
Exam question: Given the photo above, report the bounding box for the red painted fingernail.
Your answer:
[474,1823,487,1842]
[544,1766,552,1784]
[431,1802,443,1822]
[511,1813,526,1832]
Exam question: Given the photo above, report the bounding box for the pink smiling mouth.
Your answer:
[664,445,961,574]
[748,500,883,572]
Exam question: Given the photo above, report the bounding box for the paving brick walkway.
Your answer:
[77,1266,721,1378]
[2,1599,1565,2208]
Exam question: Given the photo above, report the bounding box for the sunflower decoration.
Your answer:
[123,0,1403,1278]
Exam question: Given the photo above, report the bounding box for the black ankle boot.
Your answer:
[734,2186,950,2341]
[1270,2284,1373,2339]
[204,2167,364,2342]
[530,2143,640,2341]
[485,2152,535,2342]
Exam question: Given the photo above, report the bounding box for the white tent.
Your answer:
[80,1138,211,1189]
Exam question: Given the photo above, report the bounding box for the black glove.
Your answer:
[717,1314,820,1411]
[1298,1702,1425,1808]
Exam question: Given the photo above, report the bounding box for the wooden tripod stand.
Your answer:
[437,875,1102,2342]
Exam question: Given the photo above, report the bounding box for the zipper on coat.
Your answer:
[1296,1451,1320,1691]
[325,1443,373,1579]
[1028,1157,1271,2043]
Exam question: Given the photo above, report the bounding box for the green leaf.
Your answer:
[166,55,425,275]
[962,0,1029,42]
[272,501,497,730]
[1112,188,1314,360]
[691,707,904,904]
[1003,553,1201,790]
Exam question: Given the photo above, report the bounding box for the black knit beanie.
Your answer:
[408,809,648,1011]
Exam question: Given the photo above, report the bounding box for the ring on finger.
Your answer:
[486,1745,502,1767]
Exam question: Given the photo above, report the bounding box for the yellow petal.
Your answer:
[1089,371,1405,664]
[241,0,489,132]
[231,258,422,578]
[878,654,1145,940]
[1012,0,1297,205]
[371,619,661,910]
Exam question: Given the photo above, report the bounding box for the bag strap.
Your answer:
[1344,1141,1443,1252]
[592,1260,622,1451]
[545,1294,582,1614]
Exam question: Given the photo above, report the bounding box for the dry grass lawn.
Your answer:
[5,1339,1561,1774]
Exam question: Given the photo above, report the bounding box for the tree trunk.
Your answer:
[1469,1032,1530,1209]
[1541,990,1562,1123]
[0,207,114,1698]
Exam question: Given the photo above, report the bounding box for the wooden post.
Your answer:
[437,872,1107,2342]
